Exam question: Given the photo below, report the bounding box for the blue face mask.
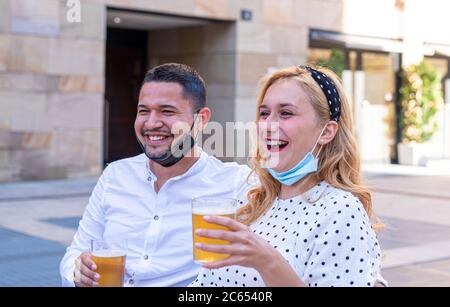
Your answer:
[267,125,327,186]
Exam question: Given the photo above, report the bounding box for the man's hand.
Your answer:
[74,252,100,287]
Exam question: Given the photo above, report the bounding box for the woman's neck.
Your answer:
[279,175,321,200]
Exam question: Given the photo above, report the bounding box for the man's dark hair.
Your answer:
[142,63,206,112]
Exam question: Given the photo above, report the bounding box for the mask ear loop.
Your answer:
[311,124,329,159]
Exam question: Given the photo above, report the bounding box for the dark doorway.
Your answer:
[104,27,148,165]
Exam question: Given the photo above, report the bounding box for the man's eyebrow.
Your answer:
[137,104,179,110]
[158,104,179,110]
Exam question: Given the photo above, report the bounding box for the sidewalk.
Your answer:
[0,178,95,287]
[0,178,97,201]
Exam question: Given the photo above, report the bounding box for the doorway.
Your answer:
[104,27,148,165]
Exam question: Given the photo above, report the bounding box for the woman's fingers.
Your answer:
[195,242,246,255]
[195,229,244,243]
[200,256,242,270]
[203,216,248,232]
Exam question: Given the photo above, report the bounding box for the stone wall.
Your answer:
[0,0,105,182]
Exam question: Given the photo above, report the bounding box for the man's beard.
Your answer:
[137,129,195,167]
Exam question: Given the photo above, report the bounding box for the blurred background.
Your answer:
[0,0,449,286]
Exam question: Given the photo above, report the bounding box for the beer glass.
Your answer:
[192,197,237,263]
[90,240,127,287]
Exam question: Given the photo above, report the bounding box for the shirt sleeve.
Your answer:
[59,165,110,287]
[232,164,258,202]
[296,191,382,287]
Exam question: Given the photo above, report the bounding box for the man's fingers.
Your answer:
[80,263,100,281]
[80,274,98,287]
[80,252,97,271]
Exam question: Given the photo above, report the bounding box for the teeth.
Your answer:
[267,140,288,146]
[148,136,167,141]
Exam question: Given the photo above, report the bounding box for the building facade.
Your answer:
[0,0,449,182]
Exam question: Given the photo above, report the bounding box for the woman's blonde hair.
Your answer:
[238,66,380,229]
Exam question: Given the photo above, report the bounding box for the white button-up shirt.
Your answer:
[60,150,254,287]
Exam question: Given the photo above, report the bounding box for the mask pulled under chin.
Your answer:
[147,134,196,167]
[267,152,318,186]
[267,124,327,186]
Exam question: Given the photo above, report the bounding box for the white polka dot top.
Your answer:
[189,181,382,287]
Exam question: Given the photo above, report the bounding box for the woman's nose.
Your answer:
[259,120,280,137]
[265,115,280,132]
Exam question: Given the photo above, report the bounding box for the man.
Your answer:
[60,63,253,287]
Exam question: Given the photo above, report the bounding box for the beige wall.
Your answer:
[0,0,105,182]
[1,0,450,181]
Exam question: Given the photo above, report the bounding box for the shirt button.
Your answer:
[129,279,134,285]
[154,215,159,221]
[143,255,149,260]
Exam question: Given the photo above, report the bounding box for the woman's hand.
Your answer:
[195,215,279,271]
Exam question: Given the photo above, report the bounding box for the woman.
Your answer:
[191,66,383,287]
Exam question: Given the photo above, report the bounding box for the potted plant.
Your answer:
[397,60,443,165]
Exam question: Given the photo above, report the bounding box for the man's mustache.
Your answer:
[140,128,173,136]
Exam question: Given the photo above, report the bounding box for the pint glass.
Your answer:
[90,240,127,287]
[192,197,237,263]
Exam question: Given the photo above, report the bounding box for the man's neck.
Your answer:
[149,147,201,192]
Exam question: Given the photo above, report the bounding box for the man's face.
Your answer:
[134,82,195,159]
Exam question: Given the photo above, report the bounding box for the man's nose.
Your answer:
[144,112,164,129]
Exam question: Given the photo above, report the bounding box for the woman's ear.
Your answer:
[318,121,339,145]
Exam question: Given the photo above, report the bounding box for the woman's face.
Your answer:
[258,78,323,173]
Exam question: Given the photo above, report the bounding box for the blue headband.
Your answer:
[301,66,341,122]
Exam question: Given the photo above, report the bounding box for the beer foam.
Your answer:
[92,249,126,258]
[192,206,236,216]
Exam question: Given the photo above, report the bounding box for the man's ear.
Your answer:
[318,121,339,145]
[196,107,211,131]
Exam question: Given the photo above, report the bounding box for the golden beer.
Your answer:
[92,249,126,287]
[192,198,237,263]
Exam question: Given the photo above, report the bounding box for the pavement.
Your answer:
[0,164,449,286]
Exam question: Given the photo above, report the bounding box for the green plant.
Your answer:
[316,49,346,78]
[399,61,443,144]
